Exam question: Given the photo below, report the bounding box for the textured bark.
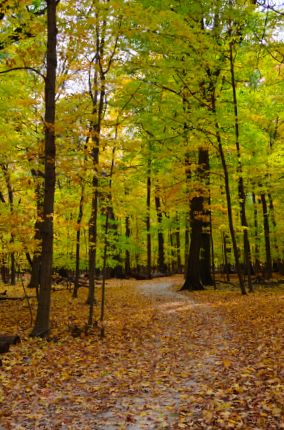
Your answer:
[182,147,214,290]
[31,0,57,337]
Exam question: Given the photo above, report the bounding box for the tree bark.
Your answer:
[182,148,210,291]
[31,0,57,337]
[182,194,204,290]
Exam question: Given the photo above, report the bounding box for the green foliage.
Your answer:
[0,0,283,276]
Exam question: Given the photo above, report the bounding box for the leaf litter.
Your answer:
[0,275,283,429]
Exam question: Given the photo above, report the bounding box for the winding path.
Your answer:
[96,277,231,430]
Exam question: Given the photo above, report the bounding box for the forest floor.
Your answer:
[0,275,283,429]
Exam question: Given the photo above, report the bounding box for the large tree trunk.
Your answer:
[182,148,210,291]
[199,150,213,286]
[182,194,204,290]
[31,0,57,337]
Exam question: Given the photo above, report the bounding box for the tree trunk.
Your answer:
[154,189,166,274]
[252,192,261,273]
[182,148,212,290]
[125,216,131,276]
[229,41,252,292]
[174,213,182,273]
[182,194,204,290]
[87,145,99,324]
[73,183,85,298]
[183,154,191,277]
[199,150,213,286]
[1,164,16,285]
[268,193,279,265]
[31,0,57,337]
[261,192,272,279]
[146,155,151,279]
[212,89,246,295]
[223,233,230,282]
[28,171,44,295]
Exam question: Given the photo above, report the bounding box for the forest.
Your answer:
[0,0,283,429]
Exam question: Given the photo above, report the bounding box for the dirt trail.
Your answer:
[0,277,234,430]
[95,277,232,429]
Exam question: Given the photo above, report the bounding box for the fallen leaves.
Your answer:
[0,276,283,429]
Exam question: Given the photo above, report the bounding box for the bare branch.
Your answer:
[0,67,46,81]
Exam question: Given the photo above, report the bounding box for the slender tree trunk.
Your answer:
[183,154,191,277]
[31,0,57,337]
[252,192,261,273]
[86,12,108,325]
[73,183,85,298]
[229,42,252,292]
[28,171,44,295]
[260,192,272,279]
[87,144,99,324]
[268,193,279,264]
[154,188,166,274]
[175,213,182,273]
[184,215,190,278]
[1,164,16,285]
[87,70,106,325]
[223,233,230,282]
[211,90,246,294]
[125,216,131,276]
[146,155,151,279]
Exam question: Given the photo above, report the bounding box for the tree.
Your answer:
[31,0,57,337]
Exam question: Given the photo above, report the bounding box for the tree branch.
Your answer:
[0,67,46,81]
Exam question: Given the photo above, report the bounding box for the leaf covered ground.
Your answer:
[0,276,283,429]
